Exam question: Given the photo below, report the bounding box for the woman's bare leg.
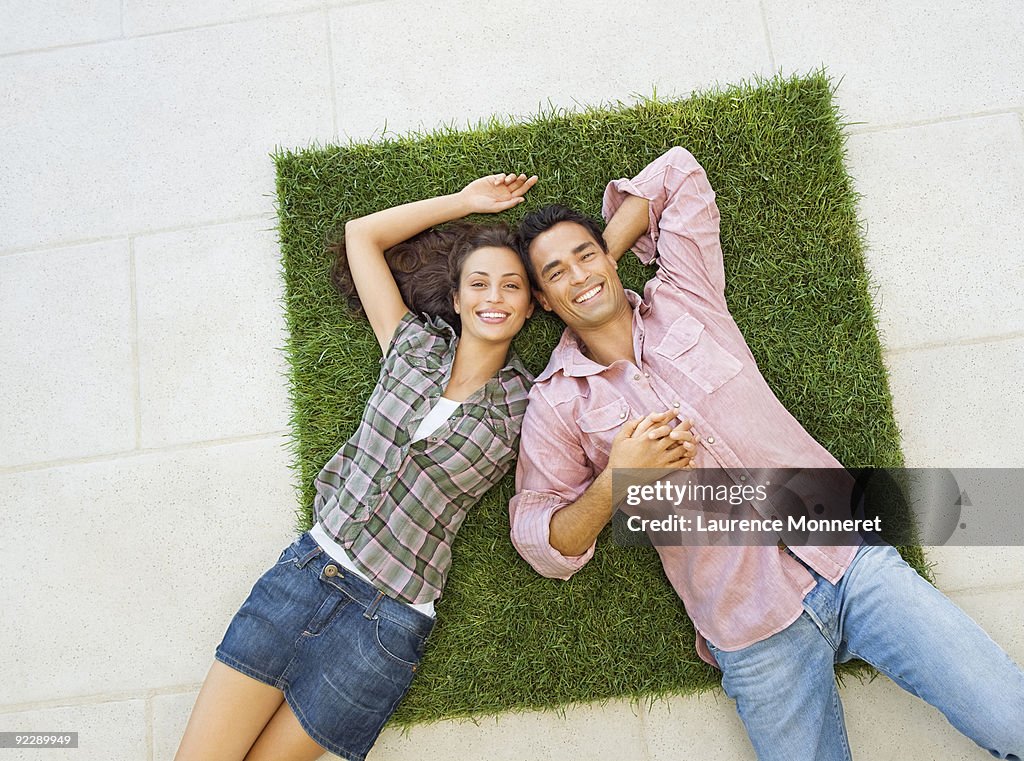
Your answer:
[244,701,328,761]
[174,661,286,761]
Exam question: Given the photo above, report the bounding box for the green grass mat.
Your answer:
[274,71,928,726]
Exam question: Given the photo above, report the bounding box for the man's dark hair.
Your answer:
[516,205,607,287]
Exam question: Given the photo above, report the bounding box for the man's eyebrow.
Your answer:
[539,241,596,277]
[539,259,562,277]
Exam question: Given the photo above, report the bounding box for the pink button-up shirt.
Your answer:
[509,147,859,666]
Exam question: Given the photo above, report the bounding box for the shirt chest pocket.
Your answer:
[654,314,742,394]
[577,398,633,459]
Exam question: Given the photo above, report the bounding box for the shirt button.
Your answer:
[673,401,680,408]
[619,412,626,419]
[644,372,650,378]
[633,373,641,381]
[739,475,747,482]
[707,436,716,444]
[383,475,392,482]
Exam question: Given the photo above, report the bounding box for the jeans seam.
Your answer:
[830,685,852,761]
[801,604,839,652]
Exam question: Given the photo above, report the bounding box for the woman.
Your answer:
[176,172,538,761]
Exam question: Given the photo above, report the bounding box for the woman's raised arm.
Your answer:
[344,173,537,352]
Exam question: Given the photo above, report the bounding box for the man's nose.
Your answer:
[568,262,587,284]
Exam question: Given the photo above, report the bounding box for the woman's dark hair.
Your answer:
[329,221,519,334]
[515,204,608,286]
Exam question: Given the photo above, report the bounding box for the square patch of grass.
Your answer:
[274,72,924,724]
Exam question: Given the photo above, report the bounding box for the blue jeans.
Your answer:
[215,532,435,761]
[706,544,1024,760]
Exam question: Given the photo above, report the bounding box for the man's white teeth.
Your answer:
[575,285,602,303]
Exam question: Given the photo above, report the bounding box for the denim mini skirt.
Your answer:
[215,531,435,761]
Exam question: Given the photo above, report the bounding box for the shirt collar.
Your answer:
[423,312,459,340]
[536,289,644,382]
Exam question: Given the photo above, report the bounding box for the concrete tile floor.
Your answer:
[1,1,1022,759]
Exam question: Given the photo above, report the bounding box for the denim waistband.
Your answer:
[290,531,435,638]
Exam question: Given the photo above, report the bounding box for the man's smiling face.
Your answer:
[527,221,628,332]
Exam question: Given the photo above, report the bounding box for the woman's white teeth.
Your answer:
[575,285,602,303]
[478,311,508,319]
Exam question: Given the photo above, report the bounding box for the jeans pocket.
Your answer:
[372,617,424,668]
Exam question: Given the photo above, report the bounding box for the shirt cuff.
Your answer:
[510,491,595,580]
[602,176,661,264]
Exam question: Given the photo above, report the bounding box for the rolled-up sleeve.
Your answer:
[509,390,596,580]
[602,146,725,299]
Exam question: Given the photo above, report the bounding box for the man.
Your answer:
[509,147,1024,760]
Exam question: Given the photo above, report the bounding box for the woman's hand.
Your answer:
[458,173,539,215]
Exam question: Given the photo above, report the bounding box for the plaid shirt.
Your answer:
[313,312,532,604]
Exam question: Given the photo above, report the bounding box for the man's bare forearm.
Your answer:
[548,468,618,557]
[603,194,650,261]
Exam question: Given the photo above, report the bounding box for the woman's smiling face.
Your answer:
[453,245,534,343]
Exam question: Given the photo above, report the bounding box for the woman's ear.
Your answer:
[452,292,460,315]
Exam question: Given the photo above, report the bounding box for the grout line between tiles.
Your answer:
[129,238,143,451]
[845,107,1023,135]
[0,430,291,476]
[0,35,125,59]
[0,5,323,59]
[145,696,154,761]
[756,0,777,72]
[327,0,397,9]
[0,213,274,259]
[324,3,340,140]
[637,699,656,761]
[0,685,202,718]
[883,331,1024,358]
[945,580,1024,598]
[116,5,322,42]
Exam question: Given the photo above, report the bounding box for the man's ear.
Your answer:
[533,289,552,311]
